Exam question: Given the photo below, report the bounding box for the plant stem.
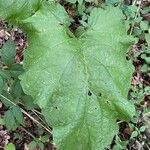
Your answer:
[129,0,142,35]
[21,127,36,139]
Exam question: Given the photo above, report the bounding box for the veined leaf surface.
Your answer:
[1,1,135,150]
[0,0,41,22]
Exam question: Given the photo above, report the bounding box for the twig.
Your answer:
[31,109,45,124]
[117,120,124,124]
[132,0,137,6]
[33,109,42,115]
[21,127,36,139]
[145,144,150,150]
[22,109,52,134]
[0,146,4,149]
[31,109,51,131]
[0,94,52,134]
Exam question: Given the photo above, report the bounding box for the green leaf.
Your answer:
[141,64,148,73]
[0,69,11,80]
[140,125,147,132]
[130,131,138,138]
[113,144,123,150]
[0,0,41,23]
[141,53,150,64]
[4,109,16,130]
[1,40,16,66]
[38,142,44,150]
[0,75,4,93]
[17,3,135,150]
[78,0,83,5]
[22,95,36,110]
[140,21,148,31]
[4,143,16,150]
[28,141,37,150]
[8,64,24,78]
[10,80,24,99]
[106,0,122,5]
[40,135,49,143]
[146,34,150,46]
[77,5,85,16]
[12,106,24,125]
[144,86,150,95]
[0,117,5,125]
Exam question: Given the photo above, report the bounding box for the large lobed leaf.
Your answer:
[0,0,41,23]
[0,1,135,150]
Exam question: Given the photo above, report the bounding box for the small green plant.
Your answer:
[4,143,15,150]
